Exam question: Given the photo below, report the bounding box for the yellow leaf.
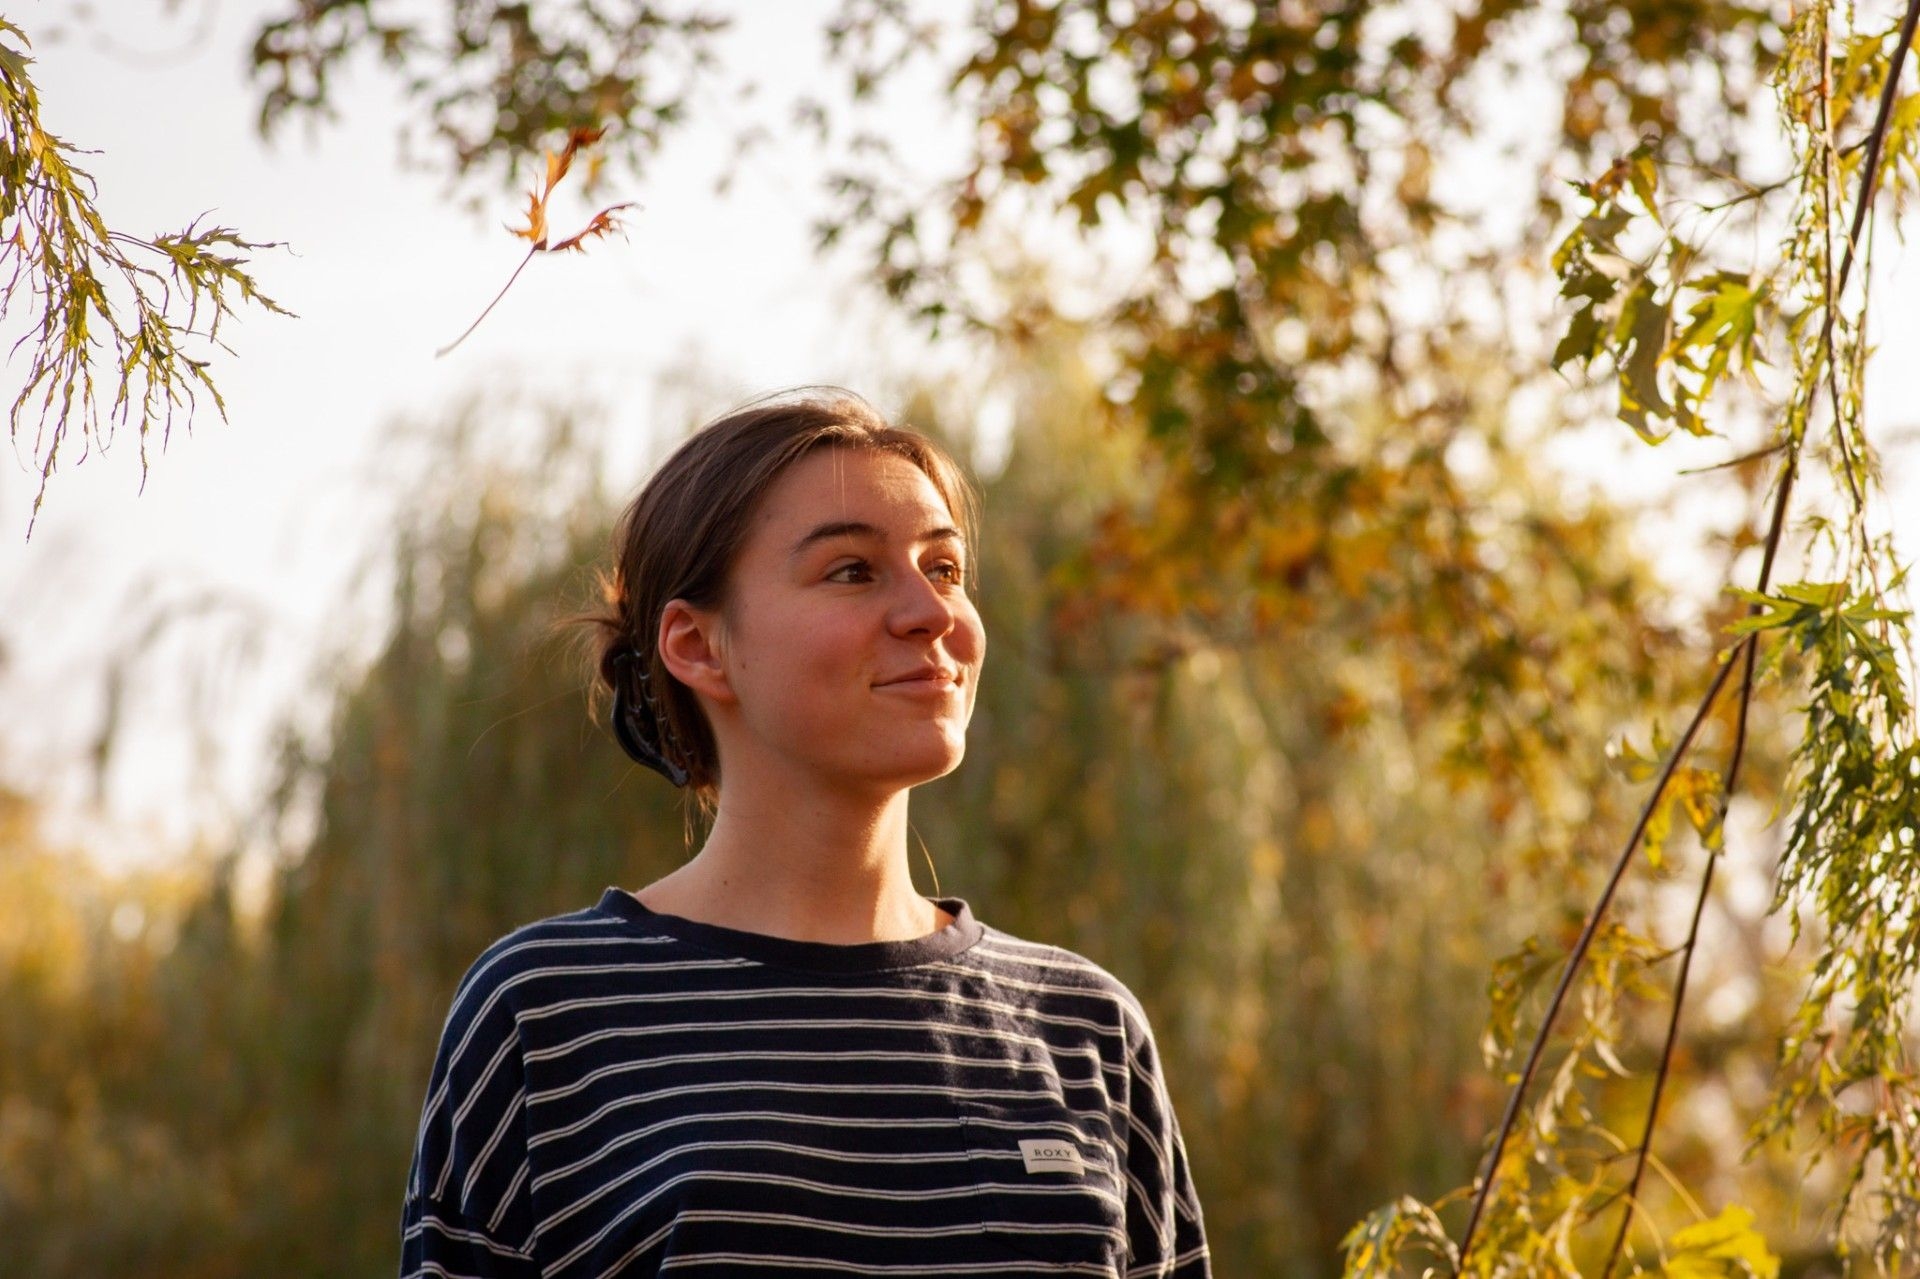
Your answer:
[1661,1205,1780,1279]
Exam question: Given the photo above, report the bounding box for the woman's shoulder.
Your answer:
[441,892,656,1019]
[967,919,1158,1048]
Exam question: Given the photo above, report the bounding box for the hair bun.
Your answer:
[608,648,691,787]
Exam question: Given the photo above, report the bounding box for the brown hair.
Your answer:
[557,386,981,817]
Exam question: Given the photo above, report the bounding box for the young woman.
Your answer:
[400,389,1211,1278]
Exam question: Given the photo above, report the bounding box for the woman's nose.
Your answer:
[888,565,958,638]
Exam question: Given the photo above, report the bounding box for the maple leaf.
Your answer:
[509,189,548,248]
[550,202,637,253]
[507,126,607,249]
[440,124,638,357]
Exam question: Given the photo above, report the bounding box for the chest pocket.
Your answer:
[955,1095,1127,1269]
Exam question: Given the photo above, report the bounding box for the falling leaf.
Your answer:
[549,202,637,253]
[439,124,640,357]
[509,190,548,247]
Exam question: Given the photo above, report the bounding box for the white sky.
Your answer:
[0,0,992,863]
[2,1,1917,871]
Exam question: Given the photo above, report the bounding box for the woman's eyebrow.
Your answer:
[788,521,966,559]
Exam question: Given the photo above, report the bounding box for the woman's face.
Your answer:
[673,445,985,797]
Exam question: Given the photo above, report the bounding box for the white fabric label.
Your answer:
[1018,1137,1086,1175]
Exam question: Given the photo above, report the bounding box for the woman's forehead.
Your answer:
[755,448,956,536]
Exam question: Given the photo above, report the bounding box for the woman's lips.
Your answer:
[877,673,960,696]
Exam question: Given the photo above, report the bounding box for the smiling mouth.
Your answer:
[877,673,961,692]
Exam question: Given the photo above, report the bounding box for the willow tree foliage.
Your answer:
[0,18,287,539]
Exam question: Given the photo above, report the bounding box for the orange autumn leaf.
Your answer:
[550,202,637,253]
[441,125,638,357]
[510,190,548,247]
[507,125,611,249]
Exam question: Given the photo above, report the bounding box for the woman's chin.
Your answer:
[868,735,967,790]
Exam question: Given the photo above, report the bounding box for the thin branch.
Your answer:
[1453,632,1747,1265]
[1816,5,1870,538]
[1602,633,1758,1275]
[1690,171,1795,215]
[1675,439,1788,476]
[1831,0,1919,309]
[435,247,536,358]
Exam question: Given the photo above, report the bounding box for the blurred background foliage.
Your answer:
[8,0,1915,1272]
[0,316,1813,1274]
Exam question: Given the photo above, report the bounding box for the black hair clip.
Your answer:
[609,647,691,787]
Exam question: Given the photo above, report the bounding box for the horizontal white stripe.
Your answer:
[532,1076,1096,1152]
[404,1209,535,1260]
[1126,1241,1210,1277]
[658,1253,1116,1276]
[546,1165,1121,1278]
[543,1135,1125,1246]
[525,1014,1101,1072]
[411,1263,503,1279]
[451,931,671,1007]
[654,1207,1120,1242]
[926,956,1147,1042]
[517,982,1127,1051]
[535,1079,1103,1186]
[537,1106,1110,1200]
[527,1040,1106,1110]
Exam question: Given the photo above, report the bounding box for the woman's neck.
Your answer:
[634,781,949,945]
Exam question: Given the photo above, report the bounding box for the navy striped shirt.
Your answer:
[401,888,1211,1278]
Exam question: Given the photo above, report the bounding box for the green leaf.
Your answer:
[1616,281,1674,443]
[1553,301,1604,369]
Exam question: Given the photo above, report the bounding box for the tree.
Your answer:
[12,0,1920,1268]
[0,18,287,539]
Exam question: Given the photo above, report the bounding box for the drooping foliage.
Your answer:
[0,18,288,539]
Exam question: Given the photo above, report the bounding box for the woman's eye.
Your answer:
[827,559,963,585]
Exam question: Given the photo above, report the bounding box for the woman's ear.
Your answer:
[658,599,734,707]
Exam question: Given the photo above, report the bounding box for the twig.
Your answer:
[432,125,634,358]
[1601,629,1760,1274]
[435,247,535,358]
[1453,633,1746,1265]
[1675,439,1787,476]
[1817,8,1870,539]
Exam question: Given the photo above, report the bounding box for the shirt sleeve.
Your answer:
[400,961,540,1279]
[1119,1005,1211,1278]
